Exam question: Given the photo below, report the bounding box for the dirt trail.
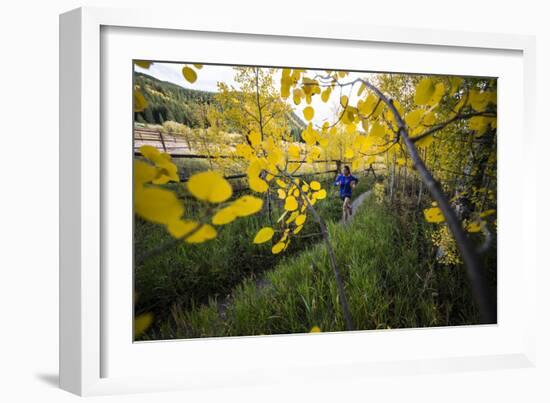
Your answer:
[341,190,372,223]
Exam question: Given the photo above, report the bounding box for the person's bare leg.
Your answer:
[342,201,347,221]
[345,197,353,217]
[343,197,351,221]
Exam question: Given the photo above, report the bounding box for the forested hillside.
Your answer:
[134,72,306,139]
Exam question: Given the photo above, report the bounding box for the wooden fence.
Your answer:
[133,127,377,184]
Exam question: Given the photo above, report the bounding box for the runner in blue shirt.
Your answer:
[334,165,358,221]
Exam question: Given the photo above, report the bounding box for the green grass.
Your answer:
[157,195,481,340]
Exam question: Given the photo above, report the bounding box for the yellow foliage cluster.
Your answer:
[237,128,329,254]
[430,225,461,266]
[373,182,385,204]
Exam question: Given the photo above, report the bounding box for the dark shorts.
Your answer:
[340,194,352,201]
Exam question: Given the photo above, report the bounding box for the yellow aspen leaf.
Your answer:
[139,146,179,184]
[321,88,331,102]
[271,242,285,254]
[281,83,291,99]
[424,207,445,223]
[359,94,384,118]
[152,160,179,184]
[344,148,354,159]
[414,78,435,105]
[428,83,445,106]
[369,122,385,138]
[212,207,237,225]
[187,171,232,203]
[293,88,304,105]
[284,196,298,211]
[303,106,315,121]
[134,160,156,185]
[340,95,349,107]
[134,89,148,112]
[235,143,254,159]
[466,221,482,233]
[423,111,436,126]
[167,219,199,238]
[248,130,261,147]
[288,144,301,159]
[253,227,275,244]
[310,181,321,191]
[416,134,434,148]
[182,66,197,83]
[135,187,183,225]
[185,224,217,244]
[301,123,318,146]
[310,326,321,333]
[293,189,300,197]
[249,176,268,193]
[469,116,492,136]
[313,189,327,200]
[276,179,287,188]
[295,214,307,226]
[301,183,309,192]
[193,64,203,69]
[231,195,264,216]
[134,313,153,337]
[480,209,496,218]
[277,189,286,199]
[361,118,369,132]
[405,109,425,129]
[134,60,152,69]
[284,212,297,226]
[469,90,493,112]
[357,82,366,96]
[294,225,304,234]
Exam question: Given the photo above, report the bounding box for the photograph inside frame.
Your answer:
[132,61,497,341]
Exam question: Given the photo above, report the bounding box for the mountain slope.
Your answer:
[134,72,306,138]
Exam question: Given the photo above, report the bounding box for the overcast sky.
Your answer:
[135,62,375,127]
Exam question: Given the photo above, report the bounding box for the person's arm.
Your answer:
[334,174,342,186]
[351,175,358,188]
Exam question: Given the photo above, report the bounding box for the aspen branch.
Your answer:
[356,78,497,324]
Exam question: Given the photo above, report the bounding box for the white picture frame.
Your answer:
[59,6,537,396]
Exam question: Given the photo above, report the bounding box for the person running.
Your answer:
[334,165,358,221]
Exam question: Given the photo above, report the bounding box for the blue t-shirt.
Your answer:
[334,174,358,198]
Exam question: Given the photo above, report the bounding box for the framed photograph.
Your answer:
[60,6,537,396]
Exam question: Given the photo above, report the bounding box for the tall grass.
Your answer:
[160,195,480,340]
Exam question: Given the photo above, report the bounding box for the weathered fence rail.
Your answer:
[134,127,379,186]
